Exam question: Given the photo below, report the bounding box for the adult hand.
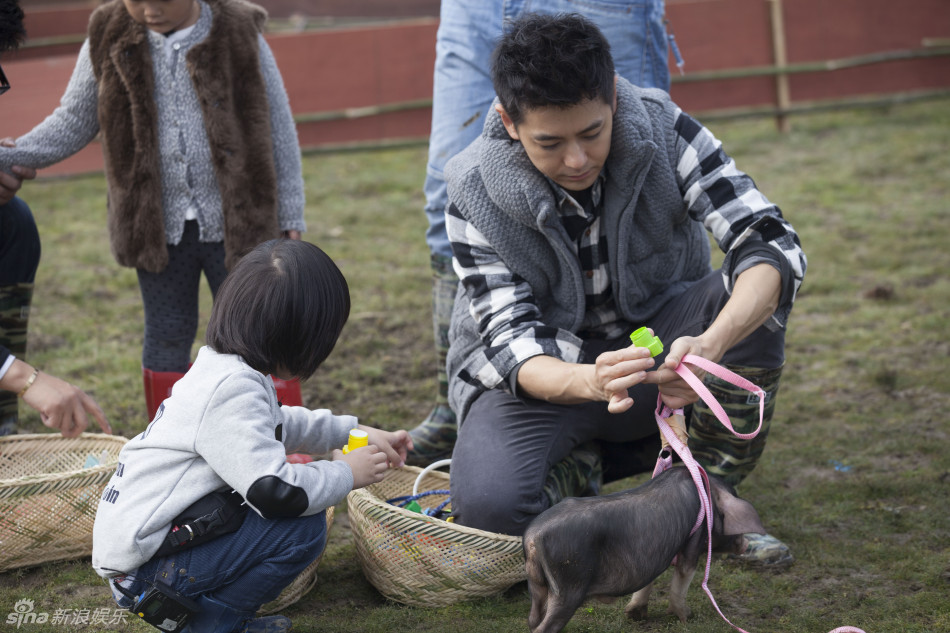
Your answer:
[645,263,782,410]
[592,345,656,413]
[517,350,654,411]
[0,138,37,206]
[2,360,112,437]
[643,334,719,411]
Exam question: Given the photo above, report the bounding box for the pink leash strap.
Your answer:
[656,394,750,632]
[652,355,866,633]
[671,354,766,440]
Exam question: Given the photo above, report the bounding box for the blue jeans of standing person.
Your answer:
[113,509,327,628]
[423,0,671,258]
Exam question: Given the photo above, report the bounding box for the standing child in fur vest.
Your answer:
[0,0,306,409]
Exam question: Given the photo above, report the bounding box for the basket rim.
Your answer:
[0,431,129,443]
[348,466,522,545]
[0,432,128,445]
[0,432,128,486]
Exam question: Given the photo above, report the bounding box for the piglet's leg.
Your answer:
[624,582,652,620]
[527,578,548,631]
[532,595,584,633]
[525,537,549,631]
[668,561,698,623]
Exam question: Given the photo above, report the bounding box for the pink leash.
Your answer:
[652,354,866,633]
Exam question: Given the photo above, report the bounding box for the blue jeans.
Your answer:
[423,0,670,258]
[118,509,328,613]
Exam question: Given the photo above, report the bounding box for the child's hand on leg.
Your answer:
[333,446,389,489]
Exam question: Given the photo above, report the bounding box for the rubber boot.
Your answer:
[406,255,459,466]
[688,364,784,486]
[688,363,793,567]
[542,441,604,507]
[142,368,186,421]
[0,283,34,436]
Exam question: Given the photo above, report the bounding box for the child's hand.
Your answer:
[333,446,388,489]
[358,425,414,468]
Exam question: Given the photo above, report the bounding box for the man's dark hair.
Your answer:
[0,0,26,53]
[206,239,351,381]
[491,13,615,126]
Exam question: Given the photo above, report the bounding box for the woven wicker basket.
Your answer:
[347,465,526,607]
[257,505,334,614]
[0,433,127,572]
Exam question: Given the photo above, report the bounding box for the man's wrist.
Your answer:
[518,355,592,404]
[695,331,727,365]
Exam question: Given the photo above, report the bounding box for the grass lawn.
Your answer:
[1,97,949,632]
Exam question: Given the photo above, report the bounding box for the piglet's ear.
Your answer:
[712,485,766,536]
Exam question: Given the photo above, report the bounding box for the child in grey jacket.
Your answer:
[92,239,412,633]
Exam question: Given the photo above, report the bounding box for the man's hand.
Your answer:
[645,264,782,410]
[643,335,715,410]
[0,138,37,206]
[593,346,657,413]
[518,350,656,411]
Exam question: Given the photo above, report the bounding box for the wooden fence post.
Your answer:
[769,0,791,132]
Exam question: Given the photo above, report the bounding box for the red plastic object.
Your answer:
[143,368,303,421]
[270,376,303,407]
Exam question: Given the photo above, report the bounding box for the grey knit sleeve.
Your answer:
[258,34,306,234]
[0,40,100,171]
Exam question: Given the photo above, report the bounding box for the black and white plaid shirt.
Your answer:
[447,106,801,394]
[551,175,631,341]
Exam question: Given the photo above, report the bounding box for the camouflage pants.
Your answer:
[688,363,785,486]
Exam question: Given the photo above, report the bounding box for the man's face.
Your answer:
[122,0,198,34]
[497,92,616,192]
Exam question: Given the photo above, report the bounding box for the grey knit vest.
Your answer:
[445,78,713,419]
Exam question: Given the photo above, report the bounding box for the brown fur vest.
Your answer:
[88,0,279,273]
